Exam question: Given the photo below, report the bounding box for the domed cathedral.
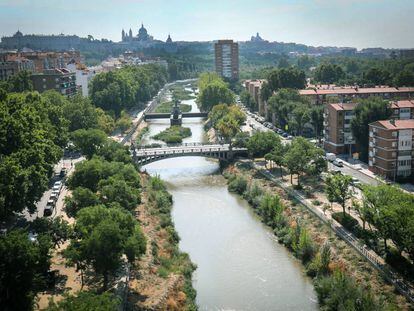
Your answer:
[137,23,153,41]
[166,34,173,44]
[121,23,154,42]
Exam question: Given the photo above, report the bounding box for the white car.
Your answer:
[333,159,344,167]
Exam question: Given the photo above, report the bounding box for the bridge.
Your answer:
[131,143,248,165]
[144,112,208,120]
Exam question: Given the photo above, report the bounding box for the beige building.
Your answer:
[215,40,239,81]
[244,79,267,116]
[323,100,414,154]
[369,119,414,179]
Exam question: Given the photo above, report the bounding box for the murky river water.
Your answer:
[141,84,318,310]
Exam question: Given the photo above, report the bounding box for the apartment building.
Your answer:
[300,86,414,105]
[323,100,414,154]
[244,79,267,117]
[30,68,78,97]
[0,56,34,81]
[369,119,414,179]
[215,40,239,81]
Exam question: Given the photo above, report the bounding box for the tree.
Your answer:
[325,174,353,216]
[0,230,52,310]
[198,81,235,111]
[309,106,324,139]
[47,291,120,311]
[6,70,33,93]
[363,67,391,85]
[351,98,392,161]
[362,184,414,257]
[394,70,414,87]
[264,140,285,179]
[283,137,324,186]
[64,187,101,218]
[65,206,146,290]
[98,177,141,211]
[247,131,281,158]
[240,90,256,111]
[216,115,241,146]
[267,67,306,92]
[71,129,108,159]
[314,64,345,84]
[0,92,64,219]
[31,217,72,248]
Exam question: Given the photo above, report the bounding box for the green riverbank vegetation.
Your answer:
[155,101,192,113]
[224,165,409,310]
[153,126,192,144]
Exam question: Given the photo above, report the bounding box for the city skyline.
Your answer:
[0,0,413,49]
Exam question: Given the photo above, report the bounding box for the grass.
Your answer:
[169,85,196,101]
[152,126,192,143]
[154,101,192,113]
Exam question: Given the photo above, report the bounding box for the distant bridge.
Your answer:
[144,112,208,121]
[132,143,248,165]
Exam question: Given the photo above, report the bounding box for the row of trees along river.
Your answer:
[139,81,318,310]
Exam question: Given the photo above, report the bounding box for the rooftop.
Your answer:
[371,119,414,130]
[299,87,414,96]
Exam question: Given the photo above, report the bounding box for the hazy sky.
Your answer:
[0,0,413,49]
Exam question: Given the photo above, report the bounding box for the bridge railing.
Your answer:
[137,142,226,150]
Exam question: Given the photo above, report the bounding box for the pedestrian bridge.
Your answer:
[131,143,248,165]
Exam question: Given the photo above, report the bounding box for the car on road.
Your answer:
[351,177,362,189]
[332,169,343,175]
[44,200,55,217]
[333,159,344,167]
[287,135,293,140]
[326,153,336,162]
[49,193,58,202]
[282,133,288,138]
[59,168,67,177]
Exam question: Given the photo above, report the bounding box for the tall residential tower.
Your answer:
[214,40,239,81]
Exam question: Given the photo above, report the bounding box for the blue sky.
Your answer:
[0,0,413,49]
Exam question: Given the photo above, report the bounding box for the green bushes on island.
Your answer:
[152,126,192,143]
[155,101,192,113]
[170,84,196,101]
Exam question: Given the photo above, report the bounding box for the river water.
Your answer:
[141,84,318,311]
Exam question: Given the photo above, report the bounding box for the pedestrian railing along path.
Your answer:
[253,163,414,304]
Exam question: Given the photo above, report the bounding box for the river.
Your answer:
[140,83,318,311]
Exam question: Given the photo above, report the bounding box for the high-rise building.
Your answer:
[214,40,239,81]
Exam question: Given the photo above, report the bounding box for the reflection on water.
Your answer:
[142,85,318,310]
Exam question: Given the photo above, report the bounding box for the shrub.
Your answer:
[312,199,322,206]
[228,175,248,194]
[314,270,383,311]
[307,242,331,277]
[294,228,315,263]
[332,212,359,232]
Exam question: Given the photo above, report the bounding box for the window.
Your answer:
[392,131,398,137]
[392,142,397,147]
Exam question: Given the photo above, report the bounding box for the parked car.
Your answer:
[326,153,336,162]
[49,193,58,202]
[287,135,293,140]
[44,200,55,217]
[282,133,288,138]
[59,168,67,178]
[333,159,344,167]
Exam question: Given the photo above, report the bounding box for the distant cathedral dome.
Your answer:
[166,34,173,43]
[137,23,150,41]
[14,30,23,37]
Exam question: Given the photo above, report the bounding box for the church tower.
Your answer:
[122,29,125,41]
[129,28,133,40]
